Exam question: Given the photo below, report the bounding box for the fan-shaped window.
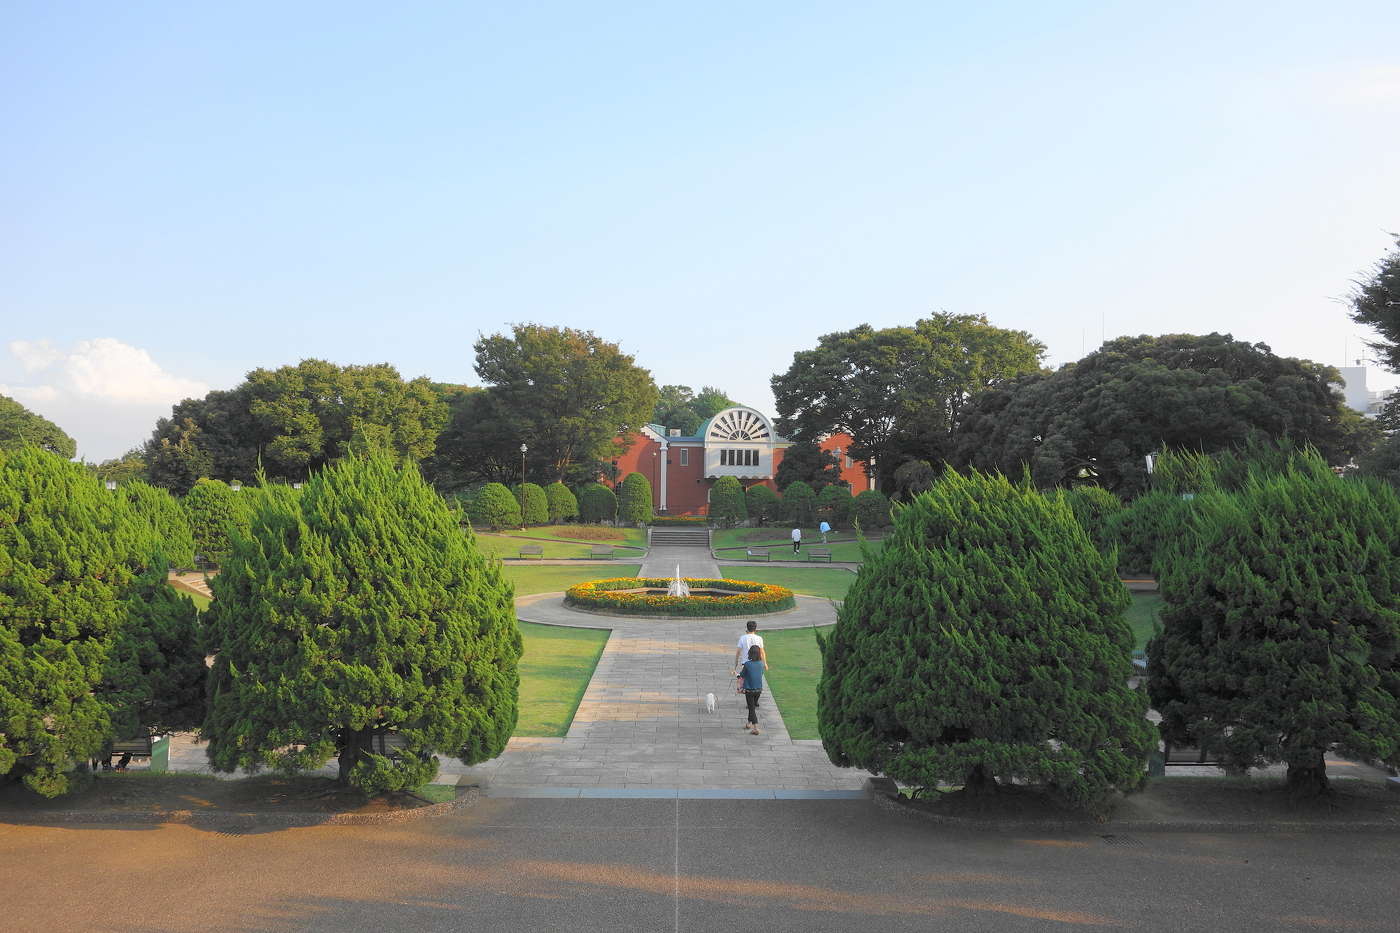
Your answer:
[706,408,771,442]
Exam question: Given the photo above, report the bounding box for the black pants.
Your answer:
[745,690,762,724]
[792,541,800,553]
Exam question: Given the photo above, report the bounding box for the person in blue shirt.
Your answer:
[736,645,765,735]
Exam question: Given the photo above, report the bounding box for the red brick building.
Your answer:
[610,405,873,515]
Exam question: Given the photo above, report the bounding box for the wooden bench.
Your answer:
[807,547,833,562]
[96,735,155,771]
[745,548,771,561]
[519,544,544,559]
[589,545,614,558]
[1163,743,1221,767]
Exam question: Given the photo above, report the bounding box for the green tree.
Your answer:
[122,480,197,569]
[891,459,937,499]
[1349,234,1400,375]
[951,334,1365,496]
[544,481,579,523]
[774,440,842,491]
[772,313,1045,489]
[652,385,741,436]
[94,449,147,486]
[144,417,215,495]
[1147,458,1400,798]
[1057,486,1123,558]
[1357,432,1400,487]
[513,482,549,526]
[577,483,618,524]
[0,448,144,795]
[816,483,853,528]
[819,470,1152,808]
[780,480,816,528]
[852,489,891,530]
[618,472,653,526]
[183,478,251,564]
[421,385,523,491]
[745,483,779,526]
[1102,490,1192,576]
[709,476,747,527]
[475,325,658,481]
[0,394,76,459]
[469,482,522,531]
[202,453,521,793]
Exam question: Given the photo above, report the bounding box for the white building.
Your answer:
[1338,366,1396,419]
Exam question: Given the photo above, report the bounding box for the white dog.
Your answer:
[704,692,717,714]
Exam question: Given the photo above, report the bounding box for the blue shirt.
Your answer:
[739,659,764,691]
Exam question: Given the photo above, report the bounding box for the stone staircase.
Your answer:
[648,527,711,548]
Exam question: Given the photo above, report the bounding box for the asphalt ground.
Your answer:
[3,798,1399,932]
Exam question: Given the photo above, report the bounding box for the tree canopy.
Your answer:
[652,385,739,436]
[202,452,521,793]
[773,439,842,491]
[0,394,75,459]
[950,333,1366,497]
[1350,234,1400,375]
[771,313,1045,489]
[474,324,657,482]
[143,360,447,489]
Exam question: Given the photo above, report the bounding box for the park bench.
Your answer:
[95,735,154,771]
[807,547,833,562]
[519,544,544,559]
[745,548,771,561]
[1163,742,1221,767]
[589,545,615,558]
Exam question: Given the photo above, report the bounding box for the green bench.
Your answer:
[519,544,544,559]
[745,548,771,561]
[807,548,833,562]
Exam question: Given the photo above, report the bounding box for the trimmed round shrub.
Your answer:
[618,472,653,526]
[819,470,1153,809]
[1148,459,1400,798]
[577,483,617,524]
[852,488,890,530]
[564,577,794,617]
[745,483,779,526]
[545,481,579,523]
[469,482,522,530]
[816,483,853,529]
[512,482,549,526]
[781,480,816,527]
[709,476,747,527]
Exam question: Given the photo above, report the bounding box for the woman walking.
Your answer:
[737,645,765,735]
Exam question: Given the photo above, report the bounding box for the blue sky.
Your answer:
[3,1,1398,460]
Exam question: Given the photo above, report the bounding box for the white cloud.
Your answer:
[57,338,208,404]
[1328,63,1400,109]
[9,339,62,373]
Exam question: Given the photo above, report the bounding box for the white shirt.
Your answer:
[737,632,765,663]
[790,528,802,541]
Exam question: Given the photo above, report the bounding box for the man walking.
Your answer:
[791,526,802,554]
[818,519,830,544]
[735,620,767,715]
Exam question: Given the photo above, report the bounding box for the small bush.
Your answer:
[576,483,617,524]
[709,476,747,527]
[816,483,853,528]
[1058,486,1123,556]
[745,483,779,526]
[469,482,522,530]
[781,481,816,527]
[545,481,579,523]
[852,489,891,529]
[1104,490,1191,576]
[512,482,549,526]
[618,472,653,526]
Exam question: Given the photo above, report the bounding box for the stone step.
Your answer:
[649,529,711,546]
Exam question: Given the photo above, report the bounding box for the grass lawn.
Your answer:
[184,590,212,612]
[496,525,647,548]
[516,620,611,737]
[712,528,883,563]
[475,534,598,560]
[721,567,855,601]
[1125,591,1163,653]
[502,564,641,595]
[761,624,832,740]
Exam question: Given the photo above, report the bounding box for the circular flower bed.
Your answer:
[563,577,795,618]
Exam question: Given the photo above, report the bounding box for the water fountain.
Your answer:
[665,563,690,597]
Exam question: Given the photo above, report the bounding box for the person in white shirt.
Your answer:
[790,527,802,554]
[735,619,767,671]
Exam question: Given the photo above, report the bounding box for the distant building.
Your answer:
[610,405,873,515]
[1338,365,1397,419]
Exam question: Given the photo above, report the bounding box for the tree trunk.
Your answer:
[1285,748,1330,800]
[337,728,373,785]
[963,764,998,796]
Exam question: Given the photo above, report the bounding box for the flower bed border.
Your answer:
[564,577,795,617]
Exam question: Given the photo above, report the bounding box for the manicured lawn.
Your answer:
[184,590,212,612]
[475,534,597,560]
[1125,591,1163,653]
[761,625,833,740]
[713,530,882,563]
[516,620,611,737]
[721,567,855,601]
[497,525,648,549]
[502,564,641,595]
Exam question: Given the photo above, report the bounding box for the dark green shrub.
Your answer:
[469,482,522,530]
[1103,490,1192,576]
[122,479,196,569]
[745,483,779,526]
[651,516,708,526]
[709,476,747,527]
[819,469,1152,809]
[816,483,853,528]
[852,489,891,529]
[545,481,579,523]
[618,472,653,526]
[183,478,251,564]
[577,483,617,524]
[512,482,549,526]
[1058,486,1123,557]
[781,481,816,527]
[1148,460,1400,798]
[203,452,521,794]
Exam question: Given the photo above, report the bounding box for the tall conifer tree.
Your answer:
[202,452,521,794]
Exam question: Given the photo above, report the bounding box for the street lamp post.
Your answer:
[520,444,527,486]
